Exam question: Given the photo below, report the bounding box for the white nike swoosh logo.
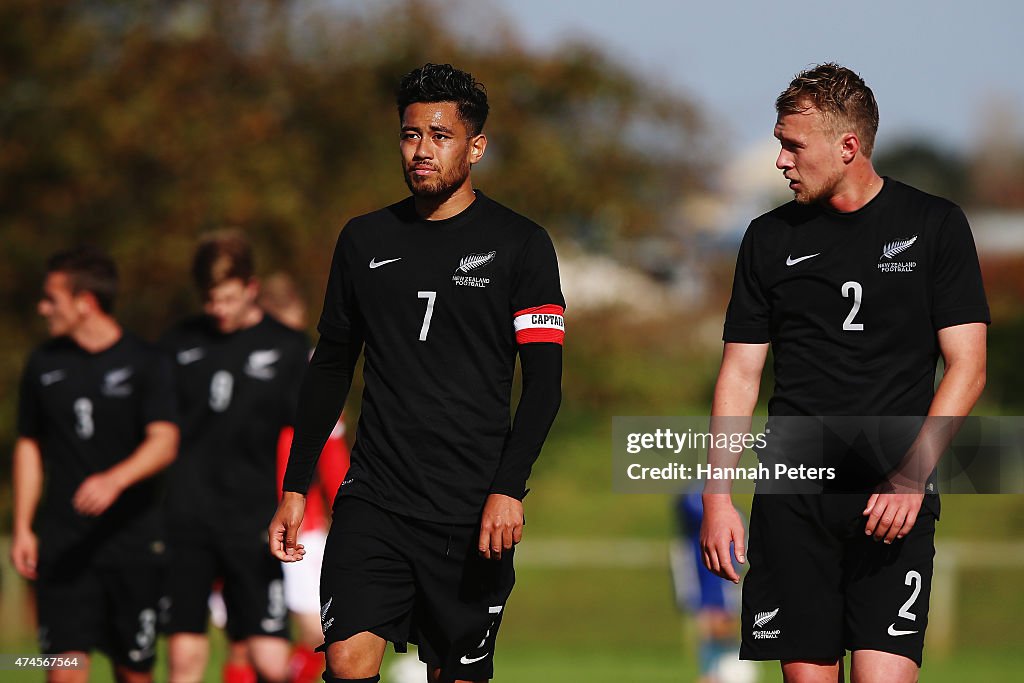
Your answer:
[40,370,67,386]
[369,257,402,269]
[887,623,919,636]
[177,348,204,365]
[460,653,490,665]
[786,253,821,266]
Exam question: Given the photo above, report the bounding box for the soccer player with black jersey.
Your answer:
[11,247,179,683]
[268,63,564,683]
[161,232,309,683]
[700,64,989,683]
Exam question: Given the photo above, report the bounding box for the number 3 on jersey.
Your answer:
[418,291,436,341]
[842,281,864,331]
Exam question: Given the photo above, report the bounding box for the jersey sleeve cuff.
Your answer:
[722,324,770,344]
[488,478,529,500]
[932,306,991,331]
[281,481,310,496]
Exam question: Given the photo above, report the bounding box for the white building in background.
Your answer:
[969,211,1024,255]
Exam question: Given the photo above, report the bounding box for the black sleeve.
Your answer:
[16,354,42,438]
[317,226,360,342]
[140,351,178,427]
[510,229,565,347]
[489,343,562,499]
[281,332,363,494]
[723,223,771,343]
[280,337,312,428]
[510,228,565,320]
[931,207,990,330]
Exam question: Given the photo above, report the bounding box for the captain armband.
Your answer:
[513,305,565,345]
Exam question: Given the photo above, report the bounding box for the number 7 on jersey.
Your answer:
[418,291,436,341]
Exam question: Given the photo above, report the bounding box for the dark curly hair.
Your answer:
[776,63,879,157]
[396,63,489,135]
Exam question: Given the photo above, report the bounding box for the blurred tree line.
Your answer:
[3,1,1023,524]
[0,0,711,507]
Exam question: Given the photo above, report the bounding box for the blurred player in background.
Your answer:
[10,246,178,683]
[161,232,309,683]
[671,491,755,683]
[269,62,565,683]
[260,272,351,683]
[701,64,988,683]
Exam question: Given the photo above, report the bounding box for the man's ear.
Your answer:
[469,133,487,165]
[840,132,860,164]
[75,290,101,315]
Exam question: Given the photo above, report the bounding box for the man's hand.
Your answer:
[10,529,38,580]
[269,491,307,562]
[863,490,924,544]
[72,471,125,517]
[700,494,747,584]
[478,493,523,561]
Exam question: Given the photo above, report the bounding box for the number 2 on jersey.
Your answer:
[418,291,436,341]
[841,281,864,331]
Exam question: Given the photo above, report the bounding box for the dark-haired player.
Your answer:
[161,232,309,683]
[11,247,179,683]
[269,63,565,683]
[701,64,988,683]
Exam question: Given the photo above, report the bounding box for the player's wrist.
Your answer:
[882,470,926,494]
[12,523,35,537]
[105,468,130,492]
[701,491,734,506]
[487,485,527,501]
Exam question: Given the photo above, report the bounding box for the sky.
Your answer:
[490,0,1024,159]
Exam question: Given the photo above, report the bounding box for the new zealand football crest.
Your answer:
[453,251,496,288]
[244,349,280,380]
[102,366,134,397]
[878,235,918,273]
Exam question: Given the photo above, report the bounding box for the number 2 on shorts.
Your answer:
[898,570,922,621]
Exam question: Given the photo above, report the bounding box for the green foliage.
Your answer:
[0,0,710,475]
[875,139,970,205]
[987,312,1024,411]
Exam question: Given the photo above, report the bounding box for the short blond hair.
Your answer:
[776,63,879,157]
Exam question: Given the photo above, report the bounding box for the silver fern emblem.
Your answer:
[456,251,496,273]
[321,597,332,622]
[881,235,918,259]
[752,608,779,628]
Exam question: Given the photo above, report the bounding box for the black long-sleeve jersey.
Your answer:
[284,191,565,524]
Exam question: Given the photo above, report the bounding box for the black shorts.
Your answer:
[741,493,935,666]
[320,496,515,681]
[162,527,288,640]
[36,559,163,671]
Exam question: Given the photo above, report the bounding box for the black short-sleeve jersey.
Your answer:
[160,315,309,536]
[17,333,177,566]
[724,178,990,417]
[318,191,565,524]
